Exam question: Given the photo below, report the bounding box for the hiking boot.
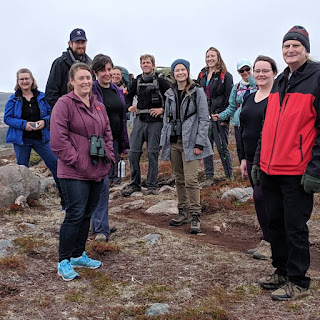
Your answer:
[271,282,310,301]
[122,185,141,197]
[190,214,201,234]
[247,239,265,254]
[147,189,159,195]
[253,240,271,260]
[199,177,214,188]
[170,208,190,226]
[70,252,102,269]
[95,234,108,242]
[258,272,287,290]
[57,259,79,281]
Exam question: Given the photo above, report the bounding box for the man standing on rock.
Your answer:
[122,54,171,197]
[252,25,320,301]
[45,28,91,108]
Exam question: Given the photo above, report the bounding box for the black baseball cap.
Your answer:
[70,28,87,42]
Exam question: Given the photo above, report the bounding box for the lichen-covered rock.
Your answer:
[145,200,178,215]
[0,164,40,201]
[0,174,16,208]
[221,187,253,203]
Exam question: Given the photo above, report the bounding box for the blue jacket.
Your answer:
[219,76,257,127]
[4,91,51,145]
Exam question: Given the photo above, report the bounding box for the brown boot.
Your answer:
[170,208,190,226]
[190,214,201,234]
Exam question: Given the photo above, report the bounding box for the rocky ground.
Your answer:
[1,140,320,320]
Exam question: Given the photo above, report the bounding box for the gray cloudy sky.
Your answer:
[1,0,319,92]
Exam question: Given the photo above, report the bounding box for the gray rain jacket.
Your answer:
[160,85,213,161]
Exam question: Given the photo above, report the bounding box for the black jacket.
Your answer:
[197,68,233,115]
[45,49,91,108]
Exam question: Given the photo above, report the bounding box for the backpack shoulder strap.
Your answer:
[220,70,227,84]
[183,90,198,121]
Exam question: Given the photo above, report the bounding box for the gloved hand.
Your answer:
[251,164,262,186]
[301,173,320,194]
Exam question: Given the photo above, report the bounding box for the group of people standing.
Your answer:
[3,25,320,302]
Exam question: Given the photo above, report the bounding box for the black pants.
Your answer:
[262,174,313,288]
[59,178,103,262]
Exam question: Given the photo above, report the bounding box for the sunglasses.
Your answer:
[238,67,251,74]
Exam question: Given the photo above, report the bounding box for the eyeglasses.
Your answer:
[253,69,272,74]
[238,67,251,74]
[18,77,31,82]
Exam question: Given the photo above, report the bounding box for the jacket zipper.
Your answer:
[299,134,303,162]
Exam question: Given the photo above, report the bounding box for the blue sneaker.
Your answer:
[70,252,102,269]
[57,259,79,281]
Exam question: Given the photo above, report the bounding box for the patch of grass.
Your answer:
[80,269,119,297]
[158,160,173,178]
[0,284,20,298]
[30,295,53,308]
[13,236,46,254]
[0,256,25,270]
[29,150,42,166]
[232,283,261,300]
[65,290,87,303]
[287,303,303,312]
[87,241,121,256]
[168,306,230,320]
[8,203,24,214]
[201,187,255,215]
[118,305,148,318]
[136,281,172,303]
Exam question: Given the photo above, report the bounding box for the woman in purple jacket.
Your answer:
[50,63,114,281]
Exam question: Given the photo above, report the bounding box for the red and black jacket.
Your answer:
[254,61,320,177]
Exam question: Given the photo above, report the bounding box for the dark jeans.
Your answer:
[246,160,269,242]
[129,117,162,190]
[14,139,63,205]
[262,174,313,288]
[14,139,59,184]
[203,120,233,178]
[59,178,103,261]
[109,140,121,185]
[91,176,110,237]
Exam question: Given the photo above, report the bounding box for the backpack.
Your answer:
[198,69,227,84]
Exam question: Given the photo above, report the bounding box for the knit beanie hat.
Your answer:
[171,59,190,74]
[283,25,310,53]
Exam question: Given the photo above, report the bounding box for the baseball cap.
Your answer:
[237,59,252,70]
[70,28,87,42]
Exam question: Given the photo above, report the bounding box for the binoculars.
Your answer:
[170,119,182,137]
[90,135,109,166]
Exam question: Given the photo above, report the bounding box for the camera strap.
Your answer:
[183,91,198,121]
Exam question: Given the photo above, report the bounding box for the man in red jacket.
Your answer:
[252,25,320,301]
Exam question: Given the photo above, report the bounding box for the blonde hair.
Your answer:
[205,47,227,73]
[15,68,38,91]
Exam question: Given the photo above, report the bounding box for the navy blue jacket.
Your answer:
[4,91,51,145]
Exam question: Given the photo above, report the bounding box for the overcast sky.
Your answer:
[1,0,319,93]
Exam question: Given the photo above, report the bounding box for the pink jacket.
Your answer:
[50,91,114,181]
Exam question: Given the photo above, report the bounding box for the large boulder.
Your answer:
[0,164,40,201]
[0,174,16,208]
